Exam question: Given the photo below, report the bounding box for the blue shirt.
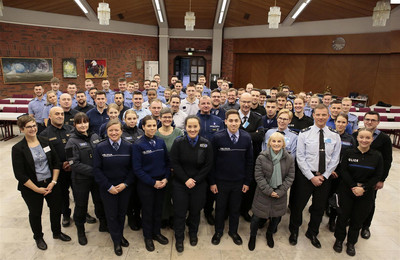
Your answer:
[157,85,165,97]
[42,103,57,121]
[84,90,91,101]
[29,144,51,181]
[202,87,211,97]
[296,125,341,180]
[71,95,78,109]
[104,90,115,105]
[124,108,151,126]
[197,112,225,141]
[347,113,359,132]
[28,97,47,123]
[87,108,109,135]
[326,116,353,135]
[124,91,133,108]
[262,127,298,159]
[304,106,313,117]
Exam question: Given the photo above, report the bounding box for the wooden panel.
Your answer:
[164,0,218,29]
[234,33,391,54]
[303,55,328,94]
[373,54,400,105]
[225,0,298,27]
[4,0,85,16]
[391,30,400,53]
[86,0,157,25]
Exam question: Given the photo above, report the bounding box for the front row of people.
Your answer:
[12,106,384,257]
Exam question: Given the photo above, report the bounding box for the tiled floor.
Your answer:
[1,133,399,259]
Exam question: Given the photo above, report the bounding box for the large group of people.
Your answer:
[13,75,393,256]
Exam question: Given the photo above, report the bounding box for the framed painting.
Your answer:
[1,57,54,84]
[62,58,77,78]
[84,59,107,78]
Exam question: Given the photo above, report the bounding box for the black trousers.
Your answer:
[363,189,378,229]
[173,180,207,242]
[289,170,331,236]
[21,180,62,240]
[72,177,105,226]
[99,186,131,244]
[204,179,215,216]
[240,179,256,215]
[162,180,174,221]
[327,176,341,219]
[215,180,243,234]
[59,170,72,217]
[334,184,374,244]
[250,215,281,236]
[126,179,142,218]
[137,180,165,239]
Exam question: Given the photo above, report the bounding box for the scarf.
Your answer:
[269,147,283,189]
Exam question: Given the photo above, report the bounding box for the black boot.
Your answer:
[248,236,256,251]
[266,232,274,248]
[77,225,87,246]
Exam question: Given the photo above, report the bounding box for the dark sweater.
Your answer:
[122,124,144,143]
[341,148,383,191]
[93,139,134,190]
[210,129,253,186]
[288,114,314,133]
[132,135,171,186]
[170,135,213,184]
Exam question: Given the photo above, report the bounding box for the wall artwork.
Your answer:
[1,57,54,84]
[84,59,107,78]
[62,58,77,78]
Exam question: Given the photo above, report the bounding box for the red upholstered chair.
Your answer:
[0,100,11,104]
[17,107,29,113]
[379,116,388,122]
[349,107,356,112]
[359,107,371,112]
[390,108,400,113]
[358,116,364,121]
[394,117,400,122]
[374,108,387,113]
[14,100,30,104]
[3,107,17,112]
[22,94,33,98]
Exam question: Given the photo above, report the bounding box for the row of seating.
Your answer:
[357,115,400,122]
[0,100,30,104]
[350,107,400,113]
[0,107,28,113]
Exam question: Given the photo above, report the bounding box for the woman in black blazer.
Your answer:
[11,115,71,251]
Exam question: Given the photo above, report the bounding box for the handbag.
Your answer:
[328,193,342,214]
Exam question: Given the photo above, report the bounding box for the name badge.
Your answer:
[43,146,51,153]
[79,142,88,147]
[324,138,331,144]
[49,137,57,141]
[200,143,208,148]
[243,121,250,129]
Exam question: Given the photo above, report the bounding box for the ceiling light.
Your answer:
[268,1,281,29]
[74,0,88,14]
[291,0,311,19]
[185,0,195,31]
[155,0,164,23]
[372,0,391,27]
[98,2,110,25]
[218,0,228,24]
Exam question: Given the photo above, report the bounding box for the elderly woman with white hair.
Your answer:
[248,132,295,250]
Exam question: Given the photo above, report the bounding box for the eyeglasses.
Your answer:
[25,125,37,130]
[161,116,173,119]
[364,119,378,123]
[277,117,290,121]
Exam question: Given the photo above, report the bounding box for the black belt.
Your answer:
[37,177,52,185]
[311,171,321,176]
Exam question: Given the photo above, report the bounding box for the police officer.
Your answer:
[28,84,47,134]
[210,89,226,121]
[40,107,74,227]
[87,91,109,135]
[289,104,341,248]
[65,113,107,246]
[262,109,298,159]
[197,96,225,141]
[262,99,278,131]
[341,97,358,133]
[59,93,78,126]
[289,97,313,133]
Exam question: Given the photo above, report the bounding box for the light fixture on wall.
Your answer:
[98,1,111,25]
[185,0,195,31]
[0,0,4,16]
[291,0,311,19]
[372,0,391,27]
[136,56,143,70]
[74,0,88,14]
[268,0,281,29]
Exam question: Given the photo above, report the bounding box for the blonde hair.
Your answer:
[277,109,293,120]
[267,132,286,149]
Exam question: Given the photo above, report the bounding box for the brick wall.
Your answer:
[221,39,235,85]
[0,23,158,98]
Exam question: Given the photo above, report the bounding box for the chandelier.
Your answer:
[372,0,391,27]
[268,1,281,29]
[185,0,195,31]
[98,1,111,26]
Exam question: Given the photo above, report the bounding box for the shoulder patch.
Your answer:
[289,129,299,135]
[328,127,338,133]
[301,126,311,133]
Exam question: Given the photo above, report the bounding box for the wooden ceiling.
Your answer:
[2,0,392,28]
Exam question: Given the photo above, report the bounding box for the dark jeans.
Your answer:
[334,184,374,244]
[137,180,165,239]
[173,180,206,242]
[250,215,281,237]
[21,180,62,240]
[215,180,243,234]
[59,170,72,218]
[72,177,105,226]
[289,170,331,236]
[99,186,131,244]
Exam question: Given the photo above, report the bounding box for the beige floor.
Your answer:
[1,133,399,260]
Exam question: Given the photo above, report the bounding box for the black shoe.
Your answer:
[361,228,370,239]
[328,218,336,233]
[248,236,256,251]
[228,232,243,245]
[211,232,223,245]
[289,232,298,245]
[145,238,155,252]
[266,232,274,248]
[346,243,356,256]
[35,237,47,250]
[205,213,215,226]
[333,239,343,253]
[77,227,87,246]
[121,236,129,247]
[189,235,198,246]
[86,213,97,224]
[153,234,169,245]
[175,241,184,252]
[53,232,72,242]
[305,231,321,248]
[99,219,108,232]
[241,212,252,223]
[62,216,71,227]
[114,243,123,256]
